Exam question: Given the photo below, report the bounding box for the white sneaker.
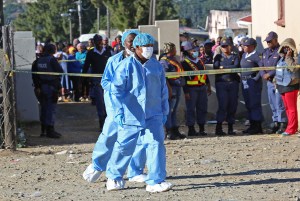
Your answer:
[146,181,173,193]
[82,164,102,183]
[106,178,125,191]
[128,174,147,183]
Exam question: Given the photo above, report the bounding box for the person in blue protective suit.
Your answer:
[181,41,212,136]
[105,33,173,192]
[82,30,147,183]
[213,38,240,136]
[159,42,186,140]
[240,38,264,134]
[82,34,112,131]
[31,44,63,138]
[259,31,287,134]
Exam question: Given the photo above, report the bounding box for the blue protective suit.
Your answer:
[105,55,169,185]
[92,51,146,179]
[91,51,124,172]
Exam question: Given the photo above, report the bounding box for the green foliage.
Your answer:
[91,0,178,31]
[13,0,98,42]
[175,0,251,28]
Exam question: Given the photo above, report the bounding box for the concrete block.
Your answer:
[14,38,36,70]
[155,20,180,57]
[14,31,39,122]
[14,31,33,38]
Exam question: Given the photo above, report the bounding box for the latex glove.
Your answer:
[162,115,167,125]
[115,114,124,127]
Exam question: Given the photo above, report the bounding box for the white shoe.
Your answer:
[244,120,250,126]
[82,164,102,183]
[128,174,147,183]
[146,181,173,193]
[106,178,125,191]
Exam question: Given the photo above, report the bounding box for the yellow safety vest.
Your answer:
[161,56,183,79]
[184,58,207,86]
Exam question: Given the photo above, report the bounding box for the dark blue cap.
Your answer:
[242,38,257,46]
[264,31,278,42]
[220,38,231,46]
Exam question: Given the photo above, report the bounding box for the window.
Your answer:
[274,0,285,27]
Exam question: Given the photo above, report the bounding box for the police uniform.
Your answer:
[213,39,240,135]
[259,31,286,133]
[82,34,112,130]
[240,38,264,134]
[32,46,63,138]
[181,43,210,136]
[160,54,185,140]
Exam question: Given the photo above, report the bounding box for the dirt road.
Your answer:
[1,102,300,201]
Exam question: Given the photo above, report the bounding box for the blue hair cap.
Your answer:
[133,33,154,48]
[121,30,140,47]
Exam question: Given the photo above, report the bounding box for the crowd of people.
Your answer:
[172,31,299,139]
[32,31,300,139]
[31,29,300,193]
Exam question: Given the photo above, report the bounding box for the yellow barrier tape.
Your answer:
[4,65,300,78]
[165,64,300,78]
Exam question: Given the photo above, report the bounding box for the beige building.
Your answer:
[206,10,251,39]
[251,0,300,49]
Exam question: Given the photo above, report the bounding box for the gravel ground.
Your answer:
[1,102,300,201]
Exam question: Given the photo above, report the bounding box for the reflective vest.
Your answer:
[161,56,183,80]
[184,58,207,86]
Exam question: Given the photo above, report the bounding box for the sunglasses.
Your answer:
[266,40,272,43]
[221,45,229,48]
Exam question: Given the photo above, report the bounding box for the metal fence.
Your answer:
[0,25,17,150]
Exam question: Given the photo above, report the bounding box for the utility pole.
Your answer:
[148,0,153,25]
[152,0,156,25]
[75,0,82,36]
[106,6,110,38]
[0,0,4,48]
[97,7,100,33]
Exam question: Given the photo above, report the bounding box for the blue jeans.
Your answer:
[267,81,287,122]
[165,86,182,129]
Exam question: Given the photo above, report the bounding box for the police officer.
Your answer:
[213,38,240,135]
[181,41,212,136]
[82,34,112,130]
[32,44,63,138]
[259,31,287,133]
[160,42,186,140]
[240,38,263,134]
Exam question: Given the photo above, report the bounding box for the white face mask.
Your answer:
[125,48,134,56]
[141,47,153,59]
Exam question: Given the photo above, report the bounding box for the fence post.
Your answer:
[2,25,17,150]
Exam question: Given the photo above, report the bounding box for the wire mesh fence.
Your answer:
[0,25,17,150]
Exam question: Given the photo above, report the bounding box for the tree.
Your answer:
[91,0,178,31]
[13,0,98,42]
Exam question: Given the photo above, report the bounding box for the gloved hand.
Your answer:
[162,115,167,125]
[115,114,124,127]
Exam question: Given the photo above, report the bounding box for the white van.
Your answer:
[78,33,97,45]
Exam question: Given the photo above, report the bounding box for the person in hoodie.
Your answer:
[274,38,300,136]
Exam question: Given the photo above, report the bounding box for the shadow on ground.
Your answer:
[24,102,101,147]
